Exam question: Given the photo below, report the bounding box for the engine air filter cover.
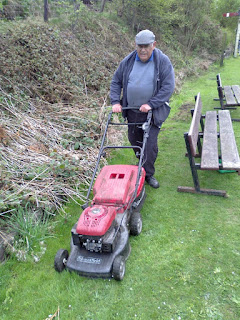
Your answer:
[76,205,116,236]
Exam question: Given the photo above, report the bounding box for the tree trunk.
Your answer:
[117,0,125,17]
[100,0,107,12]
[44,0,49,22]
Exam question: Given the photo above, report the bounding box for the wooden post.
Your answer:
[220,33,227,66]
[223,10,240,58]
[234,18,240,57]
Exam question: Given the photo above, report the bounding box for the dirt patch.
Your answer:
[172,102,195,122]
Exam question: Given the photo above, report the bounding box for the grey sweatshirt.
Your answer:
[110,48,175,127]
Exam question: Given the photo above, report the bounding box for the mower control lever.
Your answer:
[142,122,149,131]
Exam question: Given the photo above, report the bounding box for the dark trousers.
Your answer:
[127,110,161,178]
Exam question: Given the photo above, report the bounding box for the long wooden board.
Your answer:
[232,85,240,104]
[201,111,219,170]
[188,93,202,156]
[224,86,237,105]
[219,110,240,169]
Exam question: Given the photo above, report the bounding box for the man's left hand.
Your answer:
[140,104,152,113]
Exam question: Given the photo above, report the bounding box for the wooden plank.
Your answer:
[219,110,240,170]
[216,74,222,87]
[188,93,202,156]
[232,85,240,104]
[201,111,219,170]
[224,86,237,105]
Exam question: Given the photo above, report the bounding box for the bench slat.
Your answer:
[224,86,237,105]
[232,85,240,104]
[219,110,240,170]
[201,111,219,170]
[188,93,202,156]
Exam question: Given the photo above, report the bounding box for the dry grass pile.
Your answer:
[0,90,106,215]
[0,16,133,216]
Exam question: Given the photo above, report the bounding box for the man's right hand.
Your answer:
[112,104,122,113]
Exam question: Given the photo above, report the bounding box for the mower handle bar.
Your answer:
[82,108,152,209]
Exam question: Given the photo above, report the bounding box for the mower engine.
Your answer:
[72,205,119,253]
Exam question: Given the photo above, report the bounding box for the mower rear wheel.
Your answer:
[112,255,126,281]
[54,249,69,272]
[130,211,142,236]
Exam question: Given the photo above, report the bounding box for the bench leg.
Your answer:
[177,186,227,197]
[221,106,237,110]
[231,118,240,122]
[177,133,227,197]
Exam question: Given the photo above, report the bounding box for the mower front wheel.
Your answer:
[130,211,142,236]
[112,255,126,281]
[54,249,69,272]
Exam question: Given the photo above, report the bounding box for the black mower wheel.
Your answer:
[54,249,69,272]
[112,255,126,281]
[130,211,142,236]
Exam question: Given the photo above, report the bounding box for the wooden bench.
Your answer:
[216,74,240,115]
[178,92,240,197]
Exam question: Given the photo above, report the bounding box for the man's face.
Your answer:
[136,41,156,62]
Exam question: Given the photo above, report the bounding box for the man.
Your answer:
[110,30,175,188]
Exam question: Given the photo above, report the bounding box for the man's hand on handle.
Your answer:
[112,104,122,113]
[112,103,151,113]
[140,104,151,113]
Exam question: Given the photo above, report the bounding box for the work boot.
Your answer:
[145,176,159,189]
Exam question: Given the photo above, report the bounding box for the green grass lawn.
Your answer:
[1,57,240,320]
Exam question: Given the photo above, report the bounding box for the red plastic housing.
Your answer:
[76,165,145,236]
[92,165,145,209]
[76,205,116,236]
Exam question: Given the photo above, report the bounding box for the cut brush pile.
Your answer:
[0,91,107,216]
[0,18,132,217]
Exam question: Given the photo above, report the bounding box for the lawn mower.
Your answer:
[54,108,152,280]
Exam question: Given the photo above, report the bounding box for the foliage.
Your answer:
[1,0,232,57]
[109,0,177,41]
[0,13,132,102]
[101,0,226,55]
[162,0,223,54]
[0,0,29,20]
[0,14,133,220]
[0,21,100,102]
[212,0,240,29]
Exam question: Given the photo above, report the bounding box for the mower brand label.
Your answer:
[77,255,102,264]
